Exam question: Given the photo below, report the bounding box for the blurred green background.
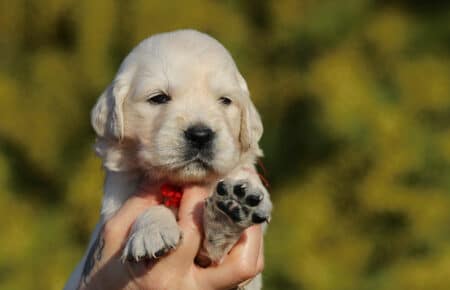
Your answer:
[1,0,450,289]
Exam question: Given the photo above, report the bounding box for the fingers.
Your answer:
[199,225,263,290]
[102,184,210,260]
[103,186,161,252]
[171,185,211,261]
[256,237,264,273]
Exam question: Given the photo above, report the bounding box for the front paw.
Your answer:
[208,179,272,228]
[121,206,181,262]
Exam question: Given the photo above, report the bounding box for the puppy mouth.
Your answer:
[184,153,214,170]
[189,158,212,170]
[185,147,213,160]
[138,138,219,179]
[156,149,214,172]
[163,155,216,182]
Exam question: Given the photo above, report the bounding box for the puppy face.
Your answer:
[91,30,262,182]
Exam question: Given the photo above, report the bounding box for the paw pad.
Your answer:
[233,184,246,198]
[210,179,270,227]
[216,181,227,196]
[246,194,263,207]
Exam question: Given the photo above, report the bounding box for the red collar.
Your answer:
[160,184,183,208]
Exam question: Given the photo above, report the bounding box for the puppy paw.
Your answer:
[209,179,271,228]
[121,206,181,262]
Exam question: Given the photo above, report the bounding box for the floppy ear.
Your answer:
[90,78,134,171]
[91,78,130,139]
[236,73,263,156]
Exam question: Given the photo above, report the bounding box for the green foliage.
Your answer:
[0,1,449,289]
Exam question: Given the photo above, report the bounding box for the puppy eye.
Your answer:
[219,96,232,106]
[147,94,171,104]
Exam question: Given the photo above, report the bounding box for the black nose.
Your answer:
[184,125,215,147]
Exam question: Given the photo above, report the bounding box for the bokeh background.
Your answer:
[1,0,449,289]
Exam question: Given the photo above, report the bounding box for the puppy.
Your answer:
[65,29,272,290]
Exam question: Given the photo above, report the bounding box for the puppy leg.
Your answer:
[122,205,181,262]
[202,167,272,263]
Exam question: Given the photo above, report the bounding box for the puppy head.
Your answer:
[91,29,263,182]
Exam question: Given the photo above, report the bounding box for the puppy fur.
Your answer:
[64,29,272,290]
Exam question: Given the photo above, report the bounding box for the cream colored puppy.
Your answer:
[65,29,272,290]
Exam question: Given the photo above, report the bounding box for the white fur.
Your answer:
[64,29,269,290]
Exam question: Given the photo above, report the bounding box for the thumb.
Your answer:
[174,185,212,259]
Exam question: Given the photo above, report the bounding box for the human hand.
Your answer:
[78,185,264,290]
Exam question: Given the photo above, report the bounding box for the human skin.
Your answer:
[78,185,264,290]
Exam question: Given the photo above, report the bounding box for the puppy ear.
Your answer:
[91,78,129,139]
[240,98,263,155]
[236,73,263,155]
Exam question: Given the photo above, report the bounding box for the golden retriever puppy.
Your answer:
[65,29,272,290]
